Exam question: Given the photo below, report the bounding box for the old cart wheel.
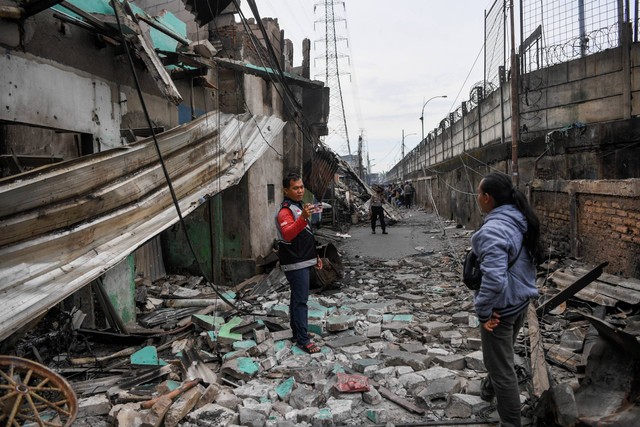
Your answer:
[0,356,77,427]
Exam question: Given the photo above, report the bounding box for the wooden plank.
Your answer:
[573,267,640,292]
[547,270,617,307]
[537,262,609,317]
[526,302,550,398]
[544,343,581,372]
[551,269,640,305]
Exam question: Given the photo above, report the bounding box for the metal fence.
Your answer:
[520,0,631,74]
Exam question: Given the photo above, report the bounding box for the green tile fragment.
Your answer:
[275,377,295,400]
[236,357,259,376]
[130,346,167,366]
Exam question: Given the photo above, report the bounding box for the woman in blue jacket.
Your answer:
[472,172,542,427]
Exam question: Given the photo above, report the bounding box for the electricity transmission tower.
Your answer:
[314,0,352,156]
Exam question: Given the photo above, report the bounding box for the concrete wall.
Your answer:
[403,42,640,278]
[394,44,640,180]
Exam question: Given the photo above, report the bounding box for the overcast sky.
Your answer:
[241,1,495,174]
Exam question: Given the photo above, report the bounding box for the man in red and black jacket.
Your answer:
[275,173,323,354]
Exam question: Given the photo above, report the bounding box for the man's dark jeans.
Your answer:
[480,308,526,427]
[284,267,311,346]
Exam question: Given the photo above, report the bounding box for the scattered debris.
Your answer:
[2,210,639,426]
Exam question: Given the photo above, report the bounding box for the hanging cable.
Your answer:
[111,1,251,315]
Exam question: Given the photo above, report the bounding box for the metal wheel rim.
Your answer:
[0,356,77,427]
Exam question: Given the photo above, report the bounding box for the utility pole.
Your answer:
[509,0,520,187]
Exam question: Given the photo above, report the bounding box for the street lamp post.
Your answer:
[401,129,417,182]
[419,95,447,166]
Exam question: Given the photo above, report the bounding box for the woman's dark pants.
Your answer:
[480,308,526,427]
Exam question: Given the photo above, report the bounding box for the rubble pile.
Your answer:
[4,211,639,427]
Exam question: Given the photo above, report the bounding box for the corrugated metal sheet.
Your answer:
[0,111,285,341]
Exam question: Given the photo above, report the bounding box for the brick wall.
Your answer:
[579,195,640,276]
[534,192,572,256]
[531,179,640,278]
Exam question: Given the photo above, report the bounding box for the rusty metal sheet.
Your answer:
[0,111,284,341]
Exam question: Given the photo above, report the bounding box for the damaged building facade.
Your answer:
[0,0,333,342]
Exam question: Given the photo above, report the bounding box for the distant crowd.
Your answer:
[381,181,415,208]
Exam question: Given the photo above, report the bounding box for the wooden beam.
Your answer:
[526,302,550,398]
[537,262,609,317]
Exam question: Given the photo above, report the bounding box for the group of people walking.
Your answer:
[384,181,415,208]
[275,171,541,427]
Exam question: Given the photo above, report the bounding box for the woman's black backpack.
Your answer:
[463,244,523,291]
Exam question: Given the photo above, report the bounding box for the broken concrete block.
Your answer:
[380,349,433,371]
[416,366,458,382]
[365,408,388,423]
[414,377,462,409]
[451,312,470,325]
[233,339,257,351]
[164,385,204,427]
[261,355,277,371]
[252,327,269,344]
[293,366,327,385]
[268,304,289,318]
[421,321,451,335]
[325,398,354,423]
[271,329,293,342]
[221,357,259,381]
[550,383,579,427]
[352,358,383,373]
[234,381,275,400]
[238,406,267,426]
[248,339,274,357]
[466,337,482,350]
[196,383,223,409]
[373,366,396,382]
[362,386,383,405]
[204,331,217,349]
[398,372,425,391]
[366,322,382,338]
[289,385,325,410]
[326,314,357,332]
[214,389,242,410]
[311,407,333,426]
[399,342,428,354]
[444,393,490,418]
[272,400,295,417]
[185,403,239,426]
[287,406,316,423]
[78,394,112,417]
[366,309,383,323]
[464,350,486,371]
[439,330,463,345]
[325,335,369,348]
[308,320,324,336]
[433,354,466,370]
